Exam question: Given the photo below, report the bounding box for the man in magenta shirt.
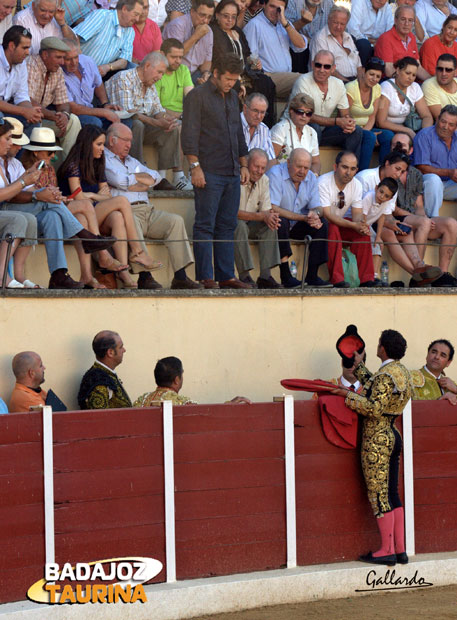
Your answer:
[133,0,162,63]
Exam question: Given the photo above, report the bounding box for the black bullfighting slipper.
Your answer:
[359,552,396,566]
[396,552,409,564]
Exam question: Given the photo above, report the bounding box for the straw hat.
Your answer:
[23,127,63,152]
[3,117,30,146]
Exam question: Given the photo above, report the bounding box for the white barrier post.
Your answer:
[402,398,415,556]
[163,400,176,582]
[42,405,55,565]
[284,395,297,569]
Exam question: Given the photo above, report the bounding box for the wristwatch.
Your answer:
[189,161,200,170]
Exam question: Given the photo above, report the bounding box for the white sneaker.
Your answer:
[174,176,193,191]
[6,279,25,288]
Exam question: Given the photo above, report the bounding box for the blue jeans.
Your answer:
[2,201,82,274]
[359,128,395,170]
[193,172,240,281]
[79,114,134,130]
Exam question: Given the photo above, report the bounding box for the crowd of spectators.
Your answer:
[0,0,457,289]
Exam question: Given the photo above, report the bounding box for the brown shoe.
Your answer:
[199,279,219,289]
[219,278,253,289]
[138,273,163,289]
[49,271,84,289]
[171,276,204,289]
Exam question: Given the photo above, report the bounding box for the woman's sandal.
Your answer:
[83,278,107,290]
[97,257,129,274]
[22,279,42,289]
[129,251,163,271]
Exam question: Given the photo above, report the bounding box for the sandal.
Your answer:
[6,279,24,289]
[83,278,107,290]
[97,257,129,274]
[22,279,42,289]
[129,250,163,271]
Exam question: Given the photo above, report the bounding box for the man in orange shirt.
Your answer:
[9,351,47,413]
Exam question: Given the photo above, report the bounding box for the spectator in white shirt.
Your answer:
[310,6,362,82]
[13,0,77,55]
[347,0,394,65]
[0,26,43,126]
[0,0,14,43]
[416,0,457,37]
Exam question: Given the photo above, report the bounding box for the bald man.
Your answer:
[78,331,132,410]
[9,351,47,412]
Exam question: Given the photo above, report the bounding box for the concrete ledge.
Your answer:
[1,552,456,619]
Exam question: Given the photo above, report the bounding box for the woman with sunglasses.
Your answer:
[419,15,457,75]
[346,58,394,166]
[211,0,276,127]
[377,56,433,141]
[271,94,320,174]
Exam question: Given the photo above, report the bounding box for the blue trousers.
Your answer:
[2,201,82,274]
[359,128,395,170]
[79,114,134,130]
[193,172,240,281]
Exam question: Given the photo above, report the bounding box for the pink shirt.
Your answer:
[132,18,162,62]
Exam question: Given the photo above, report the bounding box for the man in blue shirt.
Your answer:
[266,147,331,287]
[413,104,457,203]
[244,0,307,98]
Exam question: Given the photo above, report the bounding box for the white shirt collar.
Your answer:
[340,375,361,390]
[424,365,441,379]
[96,360,117,375]
[380,358,394,368]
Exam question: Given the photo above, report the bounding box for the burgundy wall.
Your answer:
[1,400,456,604]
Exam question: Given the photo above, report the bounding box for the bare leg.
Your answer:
[13,246,33,283]
[428,217,457,272]
[403,214,432,261]
[382,229,415,274]
[0,238,20,285]
[373,254,382,276]
[66,198,101,234]
[100,211,137,287]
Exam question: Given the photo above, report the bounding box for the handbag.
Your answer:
[342,248,360,288]
[389,80,422,132]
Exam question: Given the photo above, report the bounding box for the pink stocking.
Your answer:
[373,510,395,557]
[393,507,405,553]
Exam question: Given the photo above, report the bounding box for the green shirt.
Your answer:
[155,64,193,113]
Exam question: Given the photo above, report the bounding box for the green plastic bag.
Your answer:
[342,248,360,288]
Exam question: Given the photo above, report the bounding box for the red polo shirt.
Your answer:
[374,26,419,65]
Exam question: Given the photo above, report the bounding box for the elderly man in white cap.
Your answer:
[26,36,81,156]
[0,117,40,288]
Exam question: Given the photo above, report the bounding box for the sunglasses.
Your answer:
[21,28,31,36]
[370,56,385,67]
[337,190,345,209]
[291,108,313,117]
[437,66,454,72]
[314,62,332,69]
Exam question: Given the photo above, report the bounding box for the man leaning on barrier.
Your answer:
[266,147,331,288]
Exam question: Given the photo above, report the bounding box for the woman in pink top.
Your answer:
[133,1,163,63]
[420,15,457,75]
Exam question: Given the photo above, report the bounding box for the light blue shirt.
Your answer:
[413,125,457,182]
[244,11,306,74]
[347,0,393,41]
[285,0,333,38]
[415,0,457,37]
[104,148,161,203]
[0,398,8,414]
[74,9,135,65]
[266,162,320,220]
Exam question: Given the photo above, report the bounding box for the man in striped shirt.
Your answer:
[74,0,143,78]
[241,93,275,163]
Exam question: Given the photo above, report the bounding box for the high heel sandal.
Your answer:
[97,257,129,274]
[83,278,107,290]
[129,250,163,271]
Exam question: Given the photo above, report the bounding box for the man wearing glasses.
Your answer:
[240,93,275,162]
[422,54,457,121]
[163,0,215,85]
[374,6,430,81]
[318,150,375,287]
[287,50,363,161]
[0,26,43,125]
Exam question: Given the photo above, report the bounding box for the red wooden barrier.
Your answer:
[0,400,456,605]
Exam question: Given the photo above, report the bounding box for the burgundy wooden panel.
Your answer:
[0,443,43,474]
[413,426,457,452]
[0,503,44,539]
[0,411,42,444]
[414,453,457,478]
[0,565,44,604]
[414,478,457,505]
[172,403,284,433]
[177,540,286,579]
[299,530,378,565]
[415,528,457,553]
[411,401,457,427]
[0,471,43,506]
[0,535,45,570]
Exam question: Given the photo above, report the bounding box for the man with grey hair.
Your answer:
[106,51,190,189]
[63,39,121,128]
[74,0,143,77]
[14,0,77,55]
[288,50,363,157]
[9,352,47,412]
[0,0,15,44]
[241,93,275,160]
[266,148,331,288]
[235,148,282,288]
[374,5,430,80]
[310,6,362,82]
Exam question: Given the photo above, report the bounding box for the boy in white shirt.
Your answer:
[362,177,398,281]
